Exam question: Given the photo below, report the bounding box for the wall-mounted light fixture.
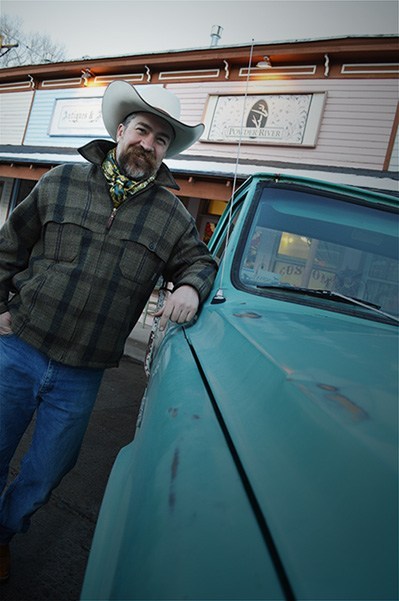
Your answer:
[256,56,272,69]
[81,68,94,86]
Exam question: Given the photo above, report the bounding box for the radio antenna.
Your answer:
[212,39,255,304]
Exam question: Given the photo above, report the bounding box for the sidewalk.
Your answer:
[124,320,152,363]
[123,291,161,363]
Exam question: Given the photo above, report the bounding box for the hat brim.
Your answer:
[102,81,204,158]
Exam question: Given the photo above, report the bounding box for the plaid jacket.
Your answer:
[0,140,217,368]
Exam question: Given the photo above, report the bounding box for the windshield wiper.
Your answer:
[256,285,399,323]
[257,285,380,307]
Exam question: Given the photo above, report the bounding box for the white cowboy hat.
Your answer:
[102,81,204,158]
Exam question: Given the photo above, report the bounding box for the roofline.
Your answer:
[66,34,399,62]
[0,34,397,81]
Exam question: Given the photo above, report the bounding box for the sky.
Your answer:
[2,0,398,61]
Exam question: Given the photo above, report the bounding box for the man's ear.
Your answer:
[116,123,124,142]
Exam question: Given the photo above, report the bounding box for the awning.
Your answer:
[0,145,397,195]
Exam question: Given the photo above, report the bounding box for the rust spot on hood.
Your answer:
[171,448,179,482]
[325,391,369,421]
[169,448,180,511]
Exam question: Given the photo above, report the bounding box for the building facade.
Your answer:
[0,35,398,236]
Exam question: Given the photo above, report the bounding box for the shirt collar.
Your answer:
[78,139,180,191]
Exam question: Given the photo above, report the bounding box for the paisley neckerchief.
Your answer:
[101,148,155,208]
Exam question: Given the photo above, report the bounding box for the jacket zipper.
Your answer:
[106,207,118,230]
[105,182,155,231]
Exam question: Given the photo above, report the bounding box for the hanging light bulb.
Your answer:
[256,56,272,69]
[81,68,94,87]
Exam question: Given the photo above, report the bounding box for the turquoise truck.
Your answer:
[82,174,398,601]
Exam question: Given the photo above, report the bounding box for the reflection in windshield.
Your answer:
[238,185,398,317]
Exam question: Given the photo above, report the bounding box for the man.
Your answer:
[0,81,217,580]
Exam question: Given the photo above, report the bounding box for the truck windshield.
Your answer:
[236,184,398,318]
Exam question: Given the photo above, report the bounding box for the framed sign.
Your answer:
[202,92,326,147]
[49,97,108,137]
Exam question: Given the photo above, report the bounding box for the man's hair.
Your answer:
[122,113,138,127]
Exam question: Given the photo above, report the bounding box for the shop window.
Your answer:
[15,180,36,208]
[203,221,216,244]
[208,200,227,216]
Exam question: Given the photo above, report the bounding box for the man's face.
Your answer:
[115,112,173,180]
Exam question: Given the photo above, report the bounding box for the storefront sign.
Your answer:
[203,93,326,146]
[49,97,108,136]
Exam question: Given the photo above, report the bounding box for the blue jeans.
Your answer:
[0,334,104,544]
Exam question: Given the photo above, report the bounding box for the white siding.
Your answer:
[3,78,397,177]
[24,86,109,147]
[167,79,399,171]
[0,92,34,144]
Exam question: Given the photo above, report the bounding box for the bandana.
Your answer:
[101,148,155,208]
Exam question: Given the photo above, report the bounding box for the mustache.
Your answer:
[128,146,156,166]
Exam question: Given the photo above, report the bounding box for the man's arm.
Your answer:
[157,217,217,330]
[0,183,42,314]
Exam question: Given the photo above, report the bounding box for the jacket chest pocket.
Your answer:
[43,222,88,262]
[119,239,166,285]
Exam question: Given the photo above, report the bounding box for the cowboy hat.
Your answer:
[102,81,204,158]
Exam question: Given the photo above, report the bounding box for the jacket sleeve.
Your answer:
[163,217,218,304]
[0,184,42,314]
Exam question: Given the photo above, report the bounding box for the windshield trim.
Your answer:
[231,181,398,325]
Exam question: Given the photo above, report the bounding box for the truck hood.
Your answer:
[186,297,398,600]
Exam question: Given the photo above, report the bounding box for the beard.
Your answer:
[117,146,158,181]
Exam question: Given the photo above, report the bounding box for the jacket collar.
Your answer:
[78,139,180,191]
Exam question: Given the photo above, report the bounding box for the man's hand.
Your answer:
[153,285,200,331]
[0,311,12,335]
